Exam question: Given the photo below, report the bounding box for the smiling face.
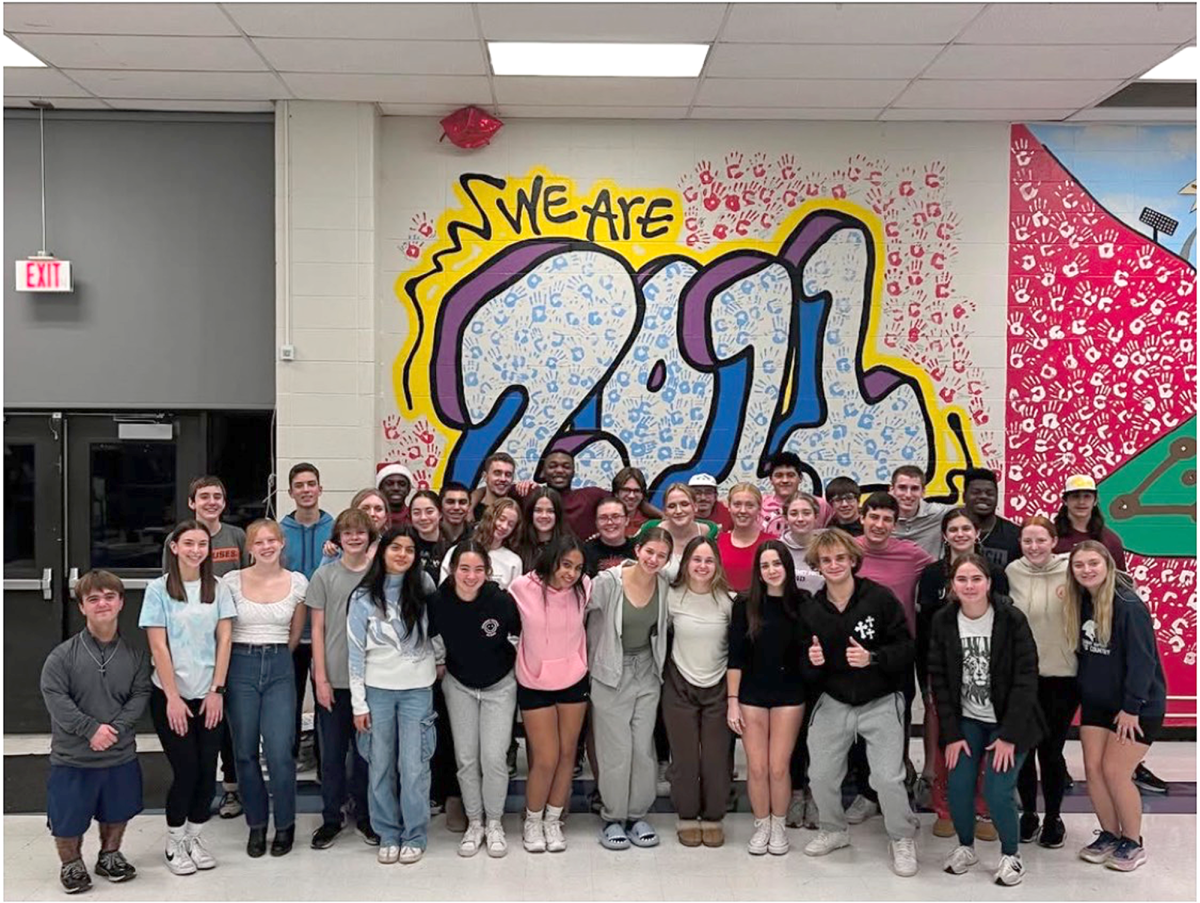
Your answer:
[863,507,896,546]
[453,552,489,596]
[964,479,998,519]
[248,524,283,565]
[1071,548,1108,590]
[485,460,514,497]
[79,587,124,633]
[493,507,519,545]
[288,470,322,511]
[663,489,695,528]
[815,546,854,585]
[691,486,717,519]
[758,549,788,591]
[729,490,760,529]
[441,489,470,526]
[636,539,671,575]
[890,474,924,518]
[380,474,411,509]
[189,485,226,523]
[595,500,628,544]
[384,535,416,575]
[786,497,817,538]
[340,527,370,557]
[769,466,800,501]
[685,542,717,590]
[616,478,645,515]
[170,528,210,573]
[1020,525,1055,566]
[829,491,860,524]
[1065,491,1097,523]
[410,496,441,537]
[358,494,390,531]
[952,561,990,607]
[549,549,584,590]
[542,453,574,491]
[944,514,978,555]
[531,497,557,536]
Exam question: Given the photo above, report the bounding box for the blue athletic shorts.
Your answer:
[46,759,143,837]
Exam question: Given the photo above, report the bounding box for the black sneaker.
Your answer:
[356,818,380,846]
[1133,763,1169,795]
[1019,812,1040,844]
[1038,815,1066,849]
[94,850,136,882]
[311,821,343,849]
[60,859,92,894]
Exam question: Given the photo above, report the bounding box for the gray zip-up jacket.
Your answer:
[585,562,670,689]
[40,630,151,768]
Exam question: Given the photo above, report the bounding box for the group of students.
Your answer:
[40,450,1168,893]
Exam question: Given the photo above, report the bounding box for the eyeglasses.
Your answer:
[597,514,627,523]
[617,487,643,495]
[830,494,858,502]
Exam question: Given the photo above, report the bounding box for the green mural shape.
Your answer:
[1101,418,1197,558]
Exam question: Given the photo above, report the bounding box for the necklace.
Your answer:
[81,633,119,676]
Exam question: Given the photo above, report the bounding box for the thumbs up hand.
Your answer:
[846,637,871,669]
[808,635,825,667]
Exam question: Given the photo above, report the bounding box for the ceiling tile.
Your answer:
[225,3,476,39]
[925,43,1185,81]
[478,3,725,42]
[722,3,985,44]
[690,106,881,119]
[255,38,486,75]
[696,77,907,108]
[880,108,1074,121]
[65,69,286,100]
[3,2,239,36]
[4,94,109,109]
[494,76,697,106]
[706,43,941,79]
[281,72,492,104]
[498,105,689,119]
[17,34,267,71]
[106,99,275,112]
[956,3,1197,45]
[2,66,92,97]
[894,78,1124,109]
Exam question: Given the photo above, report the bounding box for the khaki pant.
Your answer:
[660,659,731,821]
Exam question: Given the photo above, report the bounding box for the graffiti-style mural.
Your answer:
[1006,123,1197,721]
[388,158,992,502]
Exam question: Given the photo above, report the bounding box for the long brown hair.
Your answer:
[477,497,523,552]
[165,519,216,604]
[671,535,733,611]
[745,539,803,639]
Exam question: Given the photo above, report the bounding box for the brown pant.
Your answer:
[660,659,732,821]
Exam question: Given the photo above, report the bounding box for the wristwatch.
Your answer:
[209,684,226,696]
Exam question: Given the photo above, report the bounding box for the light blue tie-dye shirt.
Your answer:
[348,572,438,715]
[138,575,237,700]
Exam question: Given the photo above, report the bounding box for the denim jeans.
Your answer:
[226,644,297,830]
[316,688,369,826]
[357,685,435,849]
[948,717,1027,855]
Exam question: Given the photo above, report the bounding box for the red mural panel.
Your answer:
[1005,124,1197,724]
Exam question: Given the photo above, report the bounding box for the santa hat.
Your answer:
[375,462,414,494]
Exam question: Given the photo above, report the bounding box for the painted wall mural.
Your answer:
[1006,123,1197,721]
[388,154,996,505]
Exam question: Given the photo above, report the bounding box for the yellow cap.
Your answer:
[1062,474,1098,496]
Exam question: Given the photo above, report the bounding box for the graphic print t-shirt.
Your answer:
[957,606,996,723]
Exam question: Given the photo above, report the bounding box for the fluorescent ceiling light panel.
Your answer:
[489,42,708,77]
[2,35,46,67]
[1140,45,1197,80]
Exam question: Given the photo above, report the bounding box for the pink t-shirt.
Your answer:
[718,531,775,595]
[854,536,935,637]
[510,572,592,691]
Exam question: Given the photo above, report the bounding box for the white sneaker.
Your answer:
[486,820,508,858]
[523,816,547,853]
[183,823,216,870]
[890,837,919,877]
[768,815,789,855]
[164,834,197,876]
[845,794,879,825]
[995,853,1025,886]
[748,818,771,856]
[398,845,424,864]
[377,844,400,864]
[544,818,567,853]
[458,822,485,858]
[943,844,979,875]
[804,830,851,857]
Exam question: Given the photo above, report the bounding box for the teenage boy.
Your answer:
[801,530,920,877]
[307,509,379,849]
[583,496,637,577]
[688,474,733,532]
[889,465,952,558]
[760,451,804,534]
[538,450,614,539]
[825,476,864,536]
[440,481,473,543]
[41,571,152,894]
[375,462,413,527]
[281,463,334,761]
[962,468,1022,569]
[470,452,517,521]
[161,476,248,819]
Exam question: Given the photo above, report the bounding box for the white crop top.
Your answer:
[225,570,307,644]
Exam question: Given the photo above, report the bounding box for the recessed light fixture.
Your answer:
[488,42,708,78]
[1139,45,1197,80]
[2,34,47,67]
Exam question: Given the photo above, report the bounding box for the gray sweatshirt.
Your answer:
[585,562,670,690]
[40,630,151,768]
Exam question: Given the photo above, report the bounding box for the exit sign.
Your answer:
[15,257,73,292]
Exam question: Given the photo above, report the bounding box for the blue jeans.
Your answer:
[357,685,436,849]
[226,644,297,830]
[948,717,1028,855]
[317,688,370,826]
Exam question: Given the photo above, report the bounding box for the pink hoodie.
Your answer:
[510,572,592,691]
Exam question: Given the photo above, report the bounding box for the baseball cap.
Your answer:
[1062,474,1097,496]
[688,473,718,489]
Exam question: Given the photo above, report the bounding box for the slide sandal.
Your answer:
[627,820,660,848]
[600,822,630,851]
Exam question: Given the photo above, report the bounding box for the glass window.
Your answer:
[90,442,176,569]
[4,443,36,572]
[207,412,272,528]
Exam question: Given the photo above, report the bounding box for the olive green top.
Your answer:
[621,585,660,654]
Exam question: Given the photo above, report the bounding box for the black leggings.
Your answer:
[1018,675,1080,820]
[150,687,224,827]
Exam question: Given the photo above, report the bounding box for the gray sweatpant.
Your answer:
[807,691,919,840]
[591,650,661,823]
[442,671,517,823]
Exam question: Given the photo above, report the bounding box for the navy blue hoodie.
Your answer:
[1077,584,1166,717]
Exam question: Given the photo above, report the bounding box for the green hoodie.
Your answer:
[1005,554,1074,677]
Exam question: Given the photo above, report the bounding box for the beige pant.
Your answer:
[591,650,660,823]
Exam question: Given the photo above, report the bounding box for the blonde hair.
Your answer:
[1064,540,1116,650]
[245,518,283,545]
[805,527,862,570]
[727,482,763,508]
[787,492,820,517]
[662,483,696,506]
